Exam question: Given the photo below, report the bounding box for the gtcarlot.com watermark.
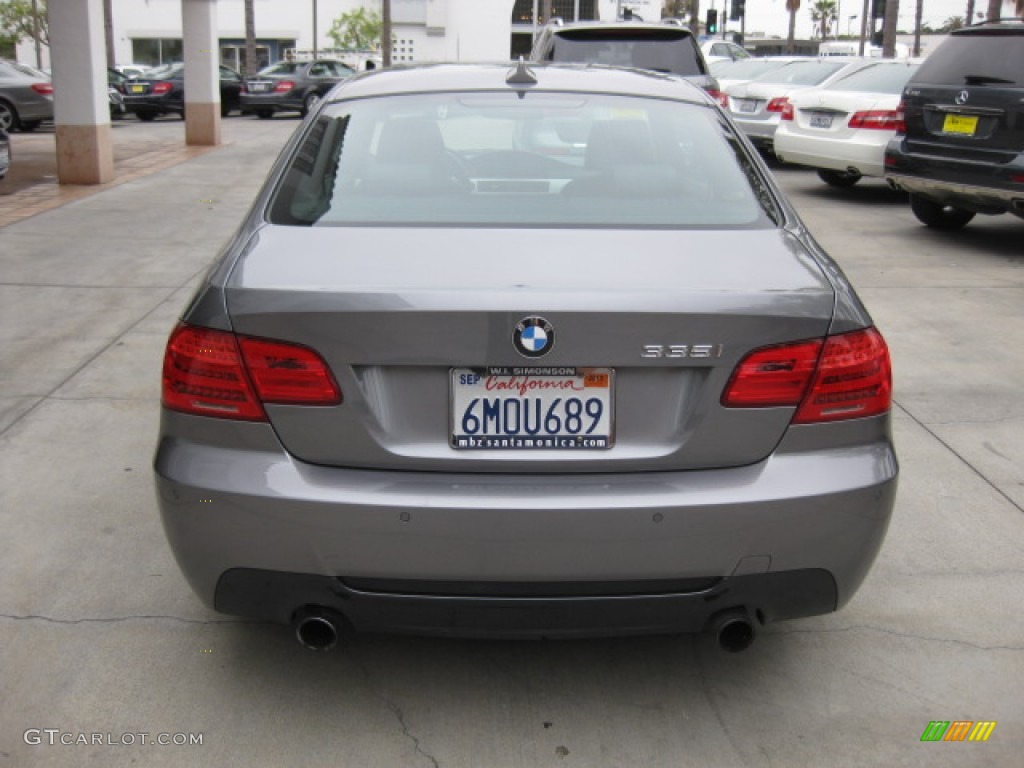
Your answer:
[24,729,203,747]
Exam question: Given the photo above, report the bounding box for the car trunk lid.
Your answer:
[224,225,836,473]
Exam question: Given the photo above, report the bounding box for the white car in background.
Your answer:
[725,57,872,153]
[774,59,920,187]
[701,39,751,63]
[711,56,805,91]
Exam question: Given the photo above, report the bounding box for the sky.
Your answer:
[615,0,1016,40]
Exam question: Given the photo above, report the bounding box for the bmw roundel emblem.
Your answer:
[513,316,555,358]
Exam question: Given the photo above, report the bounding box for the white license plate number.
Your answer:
[810,114,833,128]
[739,100,758,114]
[250,83,268,92]
[451,367,614,450]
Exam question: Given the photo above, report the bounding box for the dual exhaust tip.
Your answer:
[292,604,758,653]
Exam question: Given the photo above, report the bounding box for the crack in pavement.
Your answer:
[386,699,441,768]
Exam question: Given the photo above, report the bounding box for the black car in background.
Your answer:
[240,59,355,118]
[885,19,1024,229]
[122,63,244,121]
[530,20,726,107]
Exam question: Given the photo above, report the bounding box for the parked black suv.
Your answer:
[885,19,1024,229]
[530,20,726,106]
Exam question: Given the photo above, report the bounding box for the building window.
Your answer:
[131,38,184,66]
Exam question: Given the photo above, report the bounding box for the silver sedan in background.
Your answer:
[0,59,53,132]
[154,63,897,653]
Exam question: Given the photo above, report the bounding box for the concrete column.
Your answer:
[182,0,221,146]
[49,0,114,185]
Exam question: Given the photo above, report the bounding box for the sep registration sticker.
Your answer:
[451,367,614,450]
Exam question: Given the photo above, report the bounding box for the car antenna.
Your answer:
[506,57,538,87]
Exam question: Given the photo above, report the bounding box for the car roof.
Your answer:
[325,62,710,105]
[953,18,1024,34]
[547,20,696,35]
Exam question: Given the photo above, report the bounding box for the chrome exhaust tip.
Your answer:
[710,608,756,653]
[293,606,345,651]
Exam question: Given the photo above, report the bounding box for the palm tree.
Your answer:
[786,0,800,53]
[985,0,1001,21]
[244,0,256,78]
[810,0,838,39]
[381,0,391,67]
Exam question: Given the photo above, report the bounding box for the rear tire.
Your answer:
[301,92,320,117]
[135,111,157,122]
[817,169,861,188]
[0,100,19,132]
[256,109,273,119]
[909,194,976,230]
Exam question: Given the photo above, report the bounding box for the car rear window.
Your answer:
[827,61,920,93]
[910,34,1024,86]
[267,91,779,229]
[259,62,301,76]
[547,30,705,76]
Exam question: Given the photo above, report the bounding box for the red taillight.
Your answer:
[794,328,891,423]
[162,325,341,421]
[152,81,174,95]
[31,82,53,96]
[780,102,795,121]
[706,88,730,109]
[848,110,904,131]
[273,80,295,93]
[239,337,342,406]
[721,339,823,408]
[722,328,892,423]
[766,97,790,113]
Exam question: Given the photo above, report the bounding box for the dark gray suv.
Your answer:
[530,21,726,106]
[885,19,1024,229]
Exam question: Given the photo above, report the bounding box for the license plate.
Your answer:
[810,113,833,129]
[943,114,978,135]
[451,367,614,450]
[130,84,144,93]
[249,83,268,92]
[739,100,757,114]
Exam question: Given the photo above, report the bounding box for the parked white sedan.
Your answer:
[774,59,921,187]
[725,58,872,153]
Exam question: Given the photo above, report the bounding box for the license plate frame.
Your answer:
[129,84,145,94]
[738,100,758,114]
[810,113,833,129]
[942,114,978,136]
[450,367,614,450]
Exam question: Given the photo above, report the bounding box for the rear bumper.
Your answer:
[215,567,838,638]
[775,128,889,178]
[732,114,782,147]
[884,141,1024,215]
[154,412,897,637]
[240,93,301,112]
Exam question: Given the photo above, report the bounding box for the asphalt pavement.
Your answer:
[0,116,1022,768]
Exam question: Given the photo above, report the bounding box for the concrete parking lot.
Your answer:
[0,116,1021,768]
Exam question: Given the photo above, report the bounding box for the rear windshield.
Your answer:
[827,61,920,93]
[548,30,705,76]
[755,60,853,86]
[267,91,778,229]
[911,35,1024,86]
[259,62,301,76]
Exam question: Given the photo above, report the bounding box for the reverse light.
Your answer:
[722,328,892,423]
[273,80,296,93]
[848,110,904,131]
[30,83,53,96]
[162,325,341,421]
[766,97,790,113]
[152,81,174,95]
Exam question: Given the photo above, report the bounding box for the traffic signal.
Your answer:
[706,8,718,34]
[730,0,745,21]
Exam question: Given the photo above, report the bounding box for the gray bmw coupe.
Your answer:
[154,62,897,652]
